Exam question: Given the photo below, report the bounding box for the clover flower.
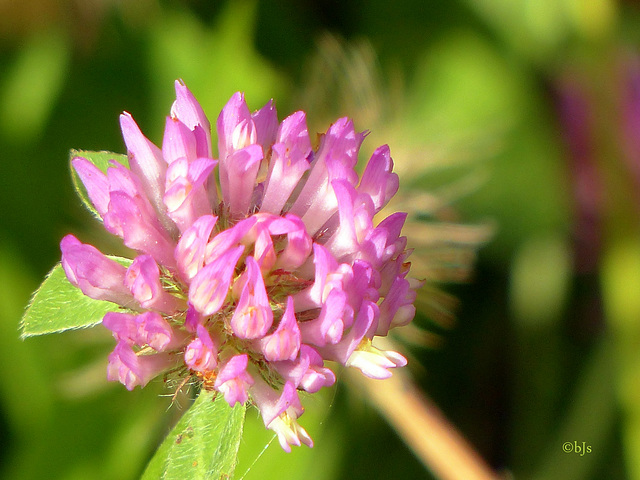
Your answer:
[60,80,421,451]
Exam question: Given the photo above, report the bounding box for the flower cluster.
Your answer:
[61,81,421,451]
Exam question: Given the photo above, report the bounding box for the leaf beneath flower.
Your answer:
[142,390,246,480]
[69,149,129,218]
[21,261,130,338]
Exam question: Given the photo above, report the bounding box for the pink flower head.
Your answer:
[62,82,420,450]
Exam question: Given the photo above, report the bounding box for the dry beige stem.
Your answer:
[347,361,502,480]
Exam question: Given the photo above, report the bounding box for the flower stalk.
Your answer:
[346,353,502,480]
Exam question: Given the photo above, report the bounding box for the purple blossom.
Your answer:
[274,344,336,394]
[107,341,176,391]
[61,81,421,450]
[214,354,254,406]
[188,245,244,316]
[345,338,408,379]
[125,254,182,314]
[252,379,312,452]
[259,296,301,361]
[60,234,133,307]
[103,311,185,351]
[230,256,273,339]
[184,324,218,372]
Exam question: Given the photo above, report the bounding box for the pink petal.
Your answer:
[184,324,218,372]
[119,112,170,227]
[104,191,176,268]
[162,116,197,165]
[298,289,348,347]
[251,98,278,148]
[357,145,399,212]
[214,354,254,406]
[189,245,244,316]
[60,234,133,306]
[125,254,181,314]
[320,300,379,364]
[217,92,254,162]
[268,214,312,271]
[230,256,273,339]
[171,80,212,158]
[261,111,312,214]
[71,157,109,217]
[260,297,301,361]
[289,118,364,233]
[221,144,263,218]
[175,214,218,282]
[164,157,216,232]
[107,341,175,390]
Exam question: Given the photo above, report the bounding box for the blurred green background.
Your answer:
[2,0,640,478]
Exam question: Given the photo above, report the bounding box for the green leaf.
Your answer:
[69,149,129,218]
[21,261,130,338]
[142,390,246,480]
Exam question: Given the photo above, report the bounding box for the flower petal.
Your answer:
[71,157,109,217]
[184,324,218,372]
[60,234,133,306]
[230,256,273,339]
[260,297,301,361]
[189,245,244,316]
[171,80,212,158]
[214,354,254,406]
[119,112,172,230]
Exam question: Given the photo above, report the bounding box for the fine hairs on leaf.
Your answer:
[20,262,130,338]
[21,149,133,338]
[141,390,246,480]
